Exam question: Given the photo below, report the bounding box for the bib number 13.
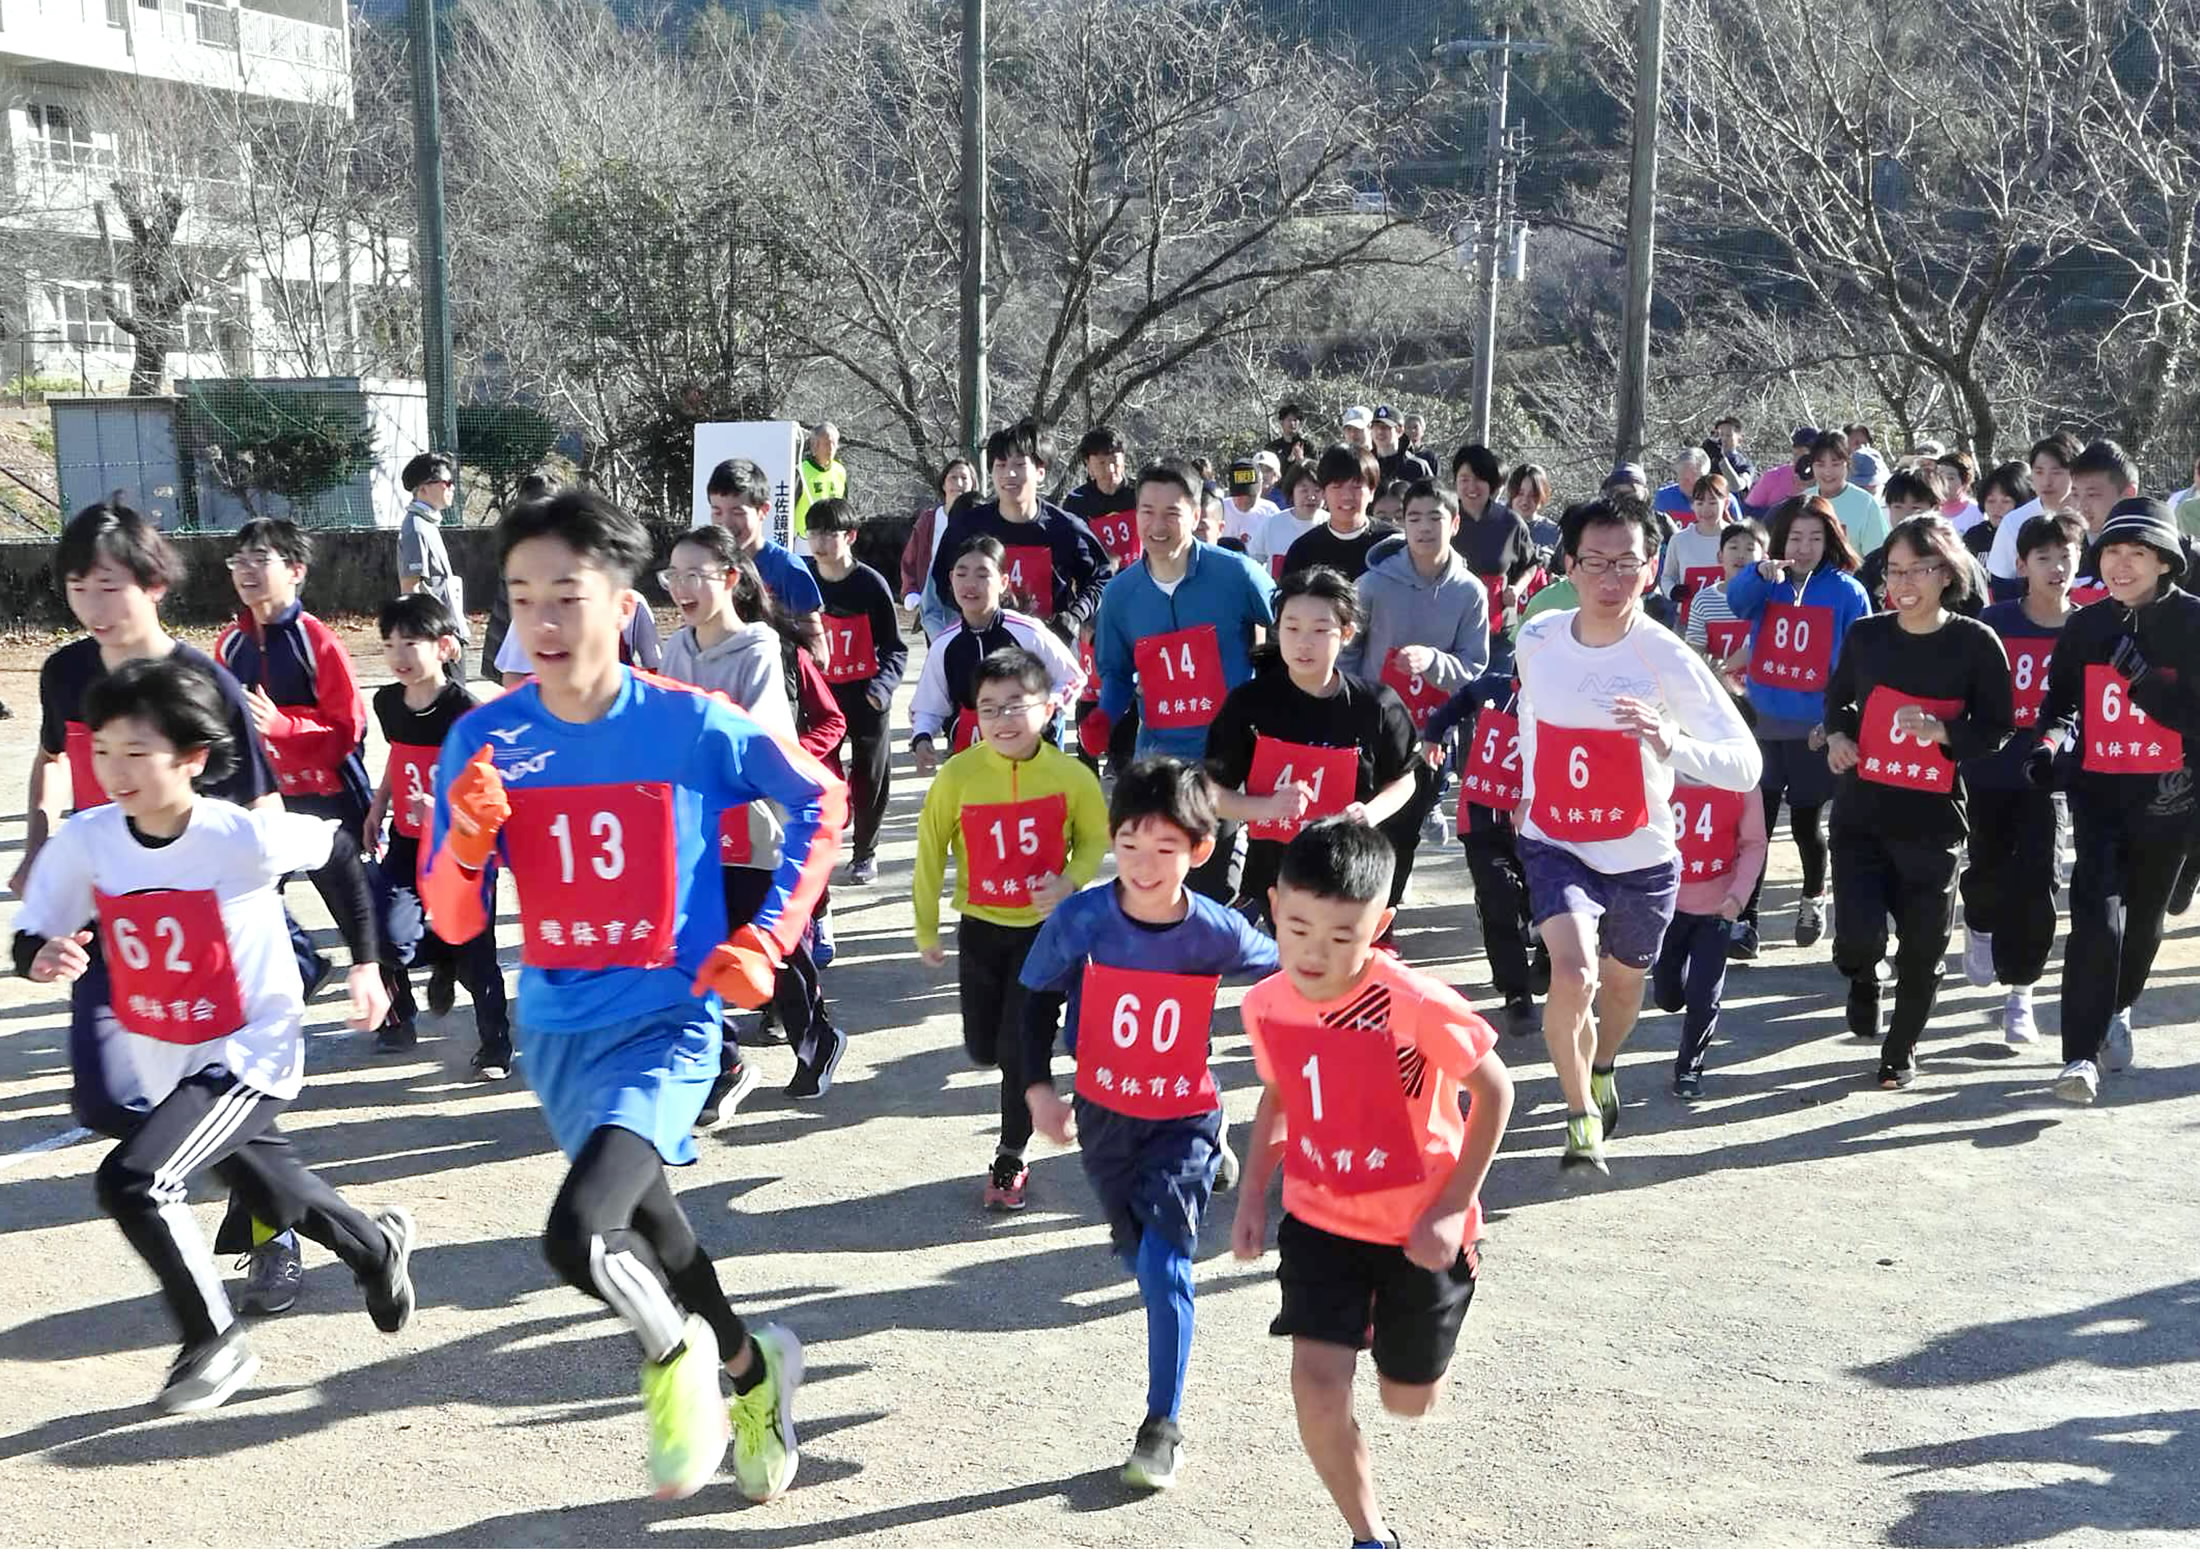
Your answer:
[548,811,625,883]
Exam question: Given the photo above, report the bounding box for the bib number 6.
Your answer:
[1568,744,1590,790]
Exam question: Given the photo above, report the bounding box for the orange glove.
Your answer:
[692,923,783,1010]
[444,744,510,872]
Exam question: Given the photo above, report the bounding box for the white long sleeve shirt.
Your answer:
[1514,608,1764,873]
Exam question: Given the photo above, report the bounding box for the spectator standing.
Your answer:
[397,452,468,677]
[791,422,849,550]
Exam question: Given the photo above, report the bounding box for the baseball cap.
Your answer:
[1342,404,1374,429]
[1372,404,1401,426]
[1229,459,1260,493]
[1791,425,1818,447]
[1607,462,1649,488]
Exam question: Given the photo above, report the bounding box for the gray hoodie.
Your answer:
[660,619,798,869]
[1342,537,1491,692]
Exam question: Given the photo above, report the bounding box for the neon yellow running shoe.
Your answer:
[1589,1066,1621,1139]
[641,1315,728,1500]
[729,1323,804,1503]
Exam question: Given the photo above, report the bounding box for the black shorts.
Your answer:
[1269,1212,1478,1385]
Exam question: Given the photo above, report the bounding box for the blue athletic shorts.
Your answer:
[1073,1097,1223,1259]
[517,1001,719,1167]
[1518,835,1681,970]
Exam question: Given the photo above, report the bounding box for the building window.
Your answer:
[41,282,131,351]
[27,105,101,168]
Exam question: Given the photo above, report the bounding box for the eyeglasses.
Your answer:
[657,567,728,589]
[225,551,282,572]
[976,702,1043,722]
[1883,561,1946,584]
[1572,554,1646,577]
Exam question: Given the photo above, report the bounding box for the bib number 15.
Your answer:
[548,811,625,883]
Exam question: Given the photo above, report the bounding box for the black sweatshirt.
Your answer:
[1823,611,2015,843]
[927,498,1115,638]
[807,558,908,710]
[2035,583,2200,811]
[1282,520,1399,582]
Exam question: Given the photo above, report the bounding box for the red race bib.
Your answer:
[1703,619,1749,661]
[1749,602,1835,691]
[1001,544,1056,618]
[1380,651,1450,732]
[959,792,1068,907]
[1530,724,1648,843]
[2070,584,2110,607]
[822,612,878,685]
[1677,566,1723,631]
[718,806,752,866]
[64,721,109,807]
[95,888,246,1044]
[503,783,679,970]
[1261,1020,1427,1197]
[1246,736,1356,841]
[1479,573,1508,623]
[1135,625,1226,730]
[1090,510,1140,568]
[1670,783,1745,881]
[1457,707,1523,829]
[950,706,980,754]
[1074,964,1220,1119]
[2006,640,2053,728]
[1077,632,1098,694]
[1857,688,1964,793]
[2084,664,2185,774]
[386,742,439,841]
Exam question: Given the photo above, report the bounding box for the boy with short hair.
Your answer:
[802,498,907,885]
[1283,444,1395,581]
[1017,757,1279,1489]
[1985,432,2083,583]
[1682,521,1766,687]
[15,656,416,1414]
[423,488,845,1502]
[365,594,510,1078]
[914,647,1109,1209]
[1806,429,1890,555]
[927,418,1116,641]
[908,535,1086,773]
[706,456,825,621]
[1064,424,1140,567]
[1230,819,1514,1551]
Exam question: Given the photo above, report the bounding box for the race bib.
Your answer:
[2006,640,2052,728]
[2070,584,2110,607]
[386,742,439,841]
[2084,664,2185,774]
[960,792,1068,907]
[1703,619,1750,662]
[1671,783,1745,881]
[1750,603,1835,691]
[822,612,878,685]
[1530,724,1648,843]
[1479,572,1508,624]
[951,706,980,754]
[1246,736,1356,842]
[1001,544,1056,618]
[1857,688,1963,793]
[1135,625,1226,730]
[1457,706,1523,827]
[1077,632,1098,698]
[1074,964,1220,1120]
[1090,510,1140,568]
[95,887,246,1044]
[64,721,108,807]
[1677,566,1723,632]
[1380,651,1450,732]
[1261,1020,1427,1197]
[503,783,679,970]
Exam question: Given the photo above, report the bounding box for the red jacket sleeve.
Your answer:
[261,617,367,768]
[794,648,847,766]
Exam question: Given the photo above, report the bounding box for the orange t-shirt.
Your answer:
[1243,952,1499,1248]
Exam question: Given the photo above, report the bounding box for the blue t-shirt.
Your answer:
[751,540,824,615]
[1094,542,1278,760]
[432,667,841,1032]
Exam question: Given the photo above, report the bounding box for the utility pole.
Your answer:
[958,0,989,458]
[407,0,459,482]
[1614,0,1665,466]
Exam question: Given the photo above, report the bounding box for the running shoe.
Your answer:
[848,856,878,886]
[426,960,458,1016]
[158,1325,260,1414]
[237,1234,302,1316]
[983,1155,1030,1210]
[374,1017,419,1053]
[1876,1061,1915,1090]
[2053,1059,2100,1104]
[1845,976,1882,1042]
[1502,994,1541,1039]
[361,1207,417,1334]
[1349,1540,1402,1551]
[1122,1415,1183,1490]
[1215,1133,1241,1193]
[2002,989,2036,1046]
[1962,926,1995,988]
[1672,1071,1703,1100]
[301,952,334,1004]
[729,1323,803,1503]
[785,1027,847,1100]
[697,1059,762,1128]
[471,1043,512,1082]
[640,1315,728,1500]
[1795,896,1826,949]
[2104,1008,2134,1072]
[810,916,836,970]
[1589,1066,1621,1139]
[1726,921,1759,961]
[1559,1113,1607,1176]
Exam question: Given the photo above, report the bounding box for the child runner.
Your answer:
[1230,819,1514,1552]
[1342,481,1492,902]
[1822,516,2014,1087]
[1722,495,1871,957]
[927,418,1116,643]
[1451,443,1540,642]
[1652,699,1769,1098]
[1681,520,1766,691]
[14,658,416,1412]
[1513,495,1760,1173]
[365,595,511,1079]
[1282,445,1396,582]
[909,535,1086,773]
[801,498,906,886]
[423,489,843,1501]
[915,646,1109,1209]
[1204,568,1420,927]
[1656,473,1733,622]
[1017,757,1280,1489]
[1251,460,1326,580]
[1956,512,2082,1044]
[1063,425,1141,569]
[1985,433,2081,586]
[2032,499,2200,1102]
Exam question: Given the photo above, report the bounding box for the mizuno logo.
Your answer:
[486,724,529,745]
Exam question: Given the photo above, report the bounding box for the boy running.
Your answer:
[422,489,845,1501]
[1230,819,1514,1551]
[909,535,1086,772]
[802,498,907,885]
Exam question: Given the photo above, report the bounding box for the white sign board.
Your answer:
[692,421,802,550]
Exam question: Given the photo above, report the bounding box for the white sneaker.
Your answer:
[2054,1059,2099,1104]
[2104,1008,2134,1072]
[2001,988,2036,1045]
[1963,926,1995,988]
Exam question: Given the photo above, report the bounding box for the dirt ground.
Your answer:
[2,626,2197,1550]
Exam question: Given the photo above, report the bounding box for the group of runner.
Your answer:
[9,402,2197,1549]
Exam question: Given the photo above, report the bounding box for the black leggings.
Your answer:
[838,693,891,866]
[1830,824,1960,1069]
[958,917,1039,1156]
[1743,791,1827,924]
[542,1125,749,1364]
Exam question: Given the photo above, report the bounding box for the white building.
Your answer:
[0,0,409,392]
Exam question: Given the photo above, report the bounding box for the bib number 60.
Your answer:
[1112,993,1182,1054]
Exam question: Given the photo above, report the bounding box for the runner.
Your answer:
[1282,446,1396,581]
[801,499,907,886]
[1651,721,1768,1098]
[908,535,1086,773]
[1680,520,1767,691]
[1512,494,1761,1173]
[927,418,1115,643]
[1803,429,1889,557]
[1249,460,1326,579]
[1063,425,1141,569]
[422,489,842,1501]
[1450,443,1539,643]
[1820,516,2014,1087]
